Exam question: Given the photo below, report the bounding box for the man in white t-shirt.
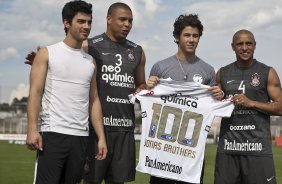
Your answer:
[26,1,107,183]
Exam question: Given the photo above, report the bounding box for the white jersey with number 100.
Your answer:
[130,79,234,183]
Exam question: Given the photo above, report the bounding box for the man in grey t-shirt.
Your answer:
[147,14,224,184]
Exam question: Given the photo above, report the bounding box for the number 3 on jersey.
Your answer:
[148,103,203,148]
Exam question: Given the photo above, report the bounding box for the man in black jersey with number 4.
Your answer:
[214,29,282,184]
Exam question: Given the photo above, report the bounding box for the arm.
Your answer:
[134,49,147,92]
[215,70,221,88]
[26,47,48,151]
[24,46,40,65]
[208,70,225,100]
[233,68,282,115]
[89,60,107,160]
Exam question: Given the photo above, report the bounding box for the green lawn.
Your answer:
[133,142,282,184]
[0,140,281,184]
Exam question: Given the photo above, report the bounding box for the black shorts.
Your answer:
[149,160,204,184]
[214,153,276,184]
[83,130,136,183]
[34,132,88,184]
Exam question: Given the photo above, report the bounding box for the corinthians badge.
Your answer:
[250,73,260,87]
[193,74,203,84]
[126,49,135,62]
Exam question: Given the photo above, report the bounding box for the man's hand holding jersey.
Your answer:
[147,76,160,90]
[208,85,225,101]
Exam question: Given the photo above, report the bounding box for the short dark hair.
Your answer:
[107,2,131,16]
[62,0,92,34]
[232,29,256,45]
[173,14,203,40]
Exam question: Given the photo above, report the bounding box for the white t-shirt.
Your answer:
[130,79,234,183]
[40,41,94,136]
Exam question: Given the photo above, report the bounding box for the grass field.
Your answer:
[0,140,281,184]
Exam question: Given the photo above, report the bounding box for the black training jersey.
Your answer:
[217,59,272,156]
[88,33,142,131]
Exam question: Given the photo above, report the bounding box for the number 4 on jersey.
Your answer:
[238,80,245,94]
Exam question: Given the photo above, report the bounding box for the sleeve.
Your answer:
[211,100,234,117]
[149,62,161,77]
[129,89,151,104]
[208,67,216,86]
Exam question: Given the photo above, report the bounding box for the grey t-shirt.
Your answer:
[149,55,216,85]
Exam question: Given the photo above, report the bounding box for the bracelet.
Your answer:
[220,90,225,98]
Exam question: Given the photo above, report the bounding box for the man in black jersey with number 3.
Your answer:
[82,3,146,184]
[214,29,282,184]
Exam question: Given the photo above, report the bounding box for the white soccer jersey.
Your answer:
[130,79,234,183]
